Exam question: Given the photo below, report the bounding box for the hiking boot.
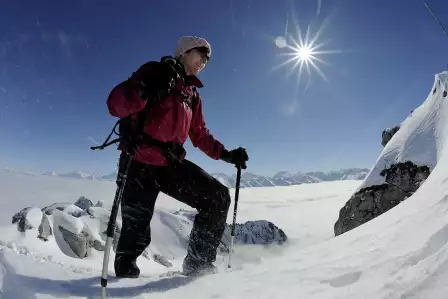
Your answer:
[114,255,140,278]
[182,254,218,276]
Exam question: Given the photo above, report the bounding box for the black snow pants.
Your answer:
[115,152,231,266]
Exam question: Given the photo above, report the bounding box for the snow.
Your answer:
[0,169,360,298]
[0,72,448,298]
[359,72,448,191]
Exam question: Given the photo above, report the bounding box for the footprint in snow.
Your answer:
[322,271,362,288]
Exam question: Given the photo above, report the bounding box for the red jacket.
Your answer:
[106,58,225,166]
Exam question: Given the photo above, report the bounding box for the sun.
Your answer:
[272,16,341,84]
[297,45,312,62]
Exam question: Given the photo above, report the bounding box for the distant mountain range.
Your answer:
[4,167,370,188]
[213,168,369,188]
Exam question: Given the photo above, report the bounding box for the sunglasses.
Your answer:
[194,47,210,63]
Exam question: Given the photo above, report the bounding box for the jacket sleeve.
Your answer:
[106,61,160,118]
[189,93,225,160]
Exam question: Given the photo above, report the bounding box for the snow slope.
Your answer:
[0,170,360,299]
[358,72,448,190]
[1,72,448,298]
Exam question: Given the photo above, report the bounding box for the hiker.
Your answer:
[105,36,249,277]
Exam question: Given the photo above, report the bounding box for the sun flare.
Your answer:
[297,45,312,62]
[273,15,341,84]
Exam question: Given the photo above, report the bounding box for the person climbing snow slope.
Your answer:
[105,36,249,278]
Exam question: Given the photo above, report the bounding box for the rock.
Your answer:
[12,207,32,225]
[52,209,87,258]
[171,209,288,252]
[334,161,430,236]
[220,220,288,252]
[86,206,122,253]
[12,207,33,232]
[153,254,173,267]
[74,196,93,210]
[12,199,122,260]
[380,161,430,193]
[18,216,32,232]
[42,197,93,216]
[86,206,122,251]
[58,225,89,259]
[63,205,86,218]
[381,125,400,147]
[13,207,43,233]
[38,213,52,241]
[42,203,71,215]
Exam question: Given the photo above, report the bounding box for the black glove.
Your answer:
[220,147,249,169]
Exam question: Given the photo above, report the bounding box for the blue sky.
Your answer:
[0,0,447,176]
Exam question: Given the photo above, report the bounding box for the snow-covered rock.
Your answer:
[172,209,288,251]
[10,196,114,258]
[42,203,72,215]
[73,196,93,210]
[335,71,448,236]
[12,207,42,232]
[10,199,288,264]
[40,197,94,217]
[52,209,89,258]
[220,220,287,252]
[63,204,86,217]
[11,207,32,229]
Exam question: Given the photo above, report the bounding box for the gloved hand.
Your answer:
[220,147,249,169]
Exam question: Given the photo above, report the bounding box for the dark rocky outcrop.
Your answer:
[381,125,400,147]
[380,161,430,193]
[334,161,430,236]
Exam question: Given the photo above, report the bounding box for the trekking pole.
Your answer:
[100,153,132,299]
[228,162,245,269]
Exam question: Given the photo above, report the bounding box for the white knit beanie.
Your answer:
[175,36,211,58]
